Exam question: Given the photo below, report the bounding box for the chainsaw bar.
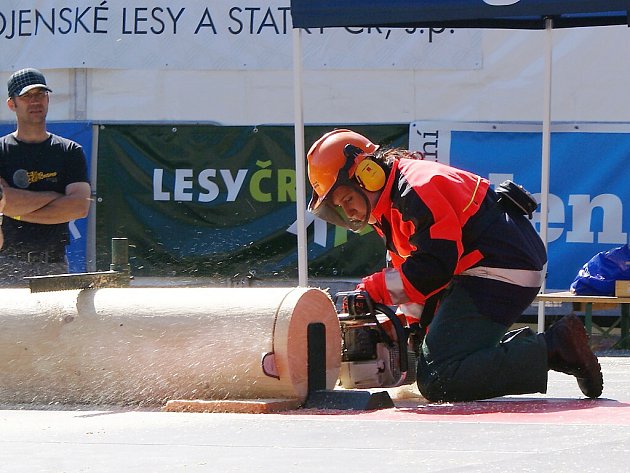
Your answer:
[26,271,131,293]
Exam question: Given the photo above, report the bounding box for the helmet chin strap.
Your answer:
[346,183,373,233]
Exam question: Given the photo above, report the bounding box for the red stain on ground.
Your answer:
[285,398,630,425]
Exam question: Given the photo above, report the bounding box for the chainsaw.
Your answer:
[333,290,420,389]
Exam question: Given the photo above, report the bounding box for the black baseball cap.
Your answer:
[7,68,52,97]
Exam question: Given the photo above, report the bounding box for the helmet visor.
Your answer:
[308,182,370,233]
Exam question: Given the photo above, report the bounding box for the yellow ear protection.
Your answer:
[355,158,386,192]
[343,144,386,192]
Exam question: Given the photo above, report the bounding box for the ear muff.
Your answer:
[354,158,386,192]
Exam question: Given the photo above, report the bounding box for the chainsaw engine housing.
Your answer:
[334,291,416,389]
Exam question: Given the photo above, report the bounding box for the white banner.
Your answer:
[0,0,482,71]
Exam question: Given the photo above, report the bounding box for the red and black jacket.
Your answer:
[370,157,547,306]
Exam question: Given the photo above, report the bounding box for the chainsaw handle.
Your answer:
[373,302,409,375]
[334,290,375,316]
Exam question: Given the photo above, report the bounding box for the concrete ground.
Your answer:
[2,353,629,473]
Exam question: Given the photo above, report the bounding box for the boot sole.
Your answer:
[562,315,604,398]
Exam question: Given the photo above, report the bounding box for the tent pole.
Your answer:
[537,17,553,332]
[293,28,308,287]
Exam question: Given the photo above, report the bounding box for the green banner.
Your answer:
[96,124,408,280]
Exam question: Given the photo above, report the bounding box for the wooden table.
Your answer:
[535,291,630,349]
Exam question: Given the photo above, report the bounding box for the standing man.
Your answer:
[0,68,91,286]
[307,129,603,401]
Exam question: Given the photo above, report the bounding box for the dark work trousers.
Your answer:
[417,275,548,402]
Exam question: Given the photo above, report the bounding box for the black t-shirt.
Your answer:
[0,133,89,253]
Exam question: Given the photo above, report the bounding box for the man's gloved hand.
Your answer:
[357,270,393,306]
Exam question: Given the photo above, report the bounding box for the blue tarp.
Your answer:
[290,0,630,29]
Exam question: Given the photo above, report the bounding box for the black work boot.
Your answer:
[543,314,603,398]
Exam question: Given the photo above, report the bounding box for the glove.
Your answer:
[357,270,393,306]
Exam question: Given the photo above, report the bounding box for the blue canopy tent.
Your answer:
[290,0,629,29]
[289,0,630,330]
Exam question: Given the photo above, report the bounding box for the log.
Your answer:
[0,287,341,406]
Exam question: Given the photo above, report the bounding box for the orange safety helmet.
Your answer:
[307,129,380,207]
[307,129,380,232]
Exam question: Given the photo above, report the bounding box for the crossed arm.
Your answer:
[0,178,91,224]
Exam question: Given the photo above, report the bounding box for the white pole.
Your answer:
[537,17,553,333]
[293,28,308,287]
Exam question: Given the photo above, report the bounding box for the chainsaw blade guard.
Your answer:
[334,291,414,389]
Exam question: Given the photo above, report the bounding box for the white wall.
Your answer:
[1,26,629,126]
